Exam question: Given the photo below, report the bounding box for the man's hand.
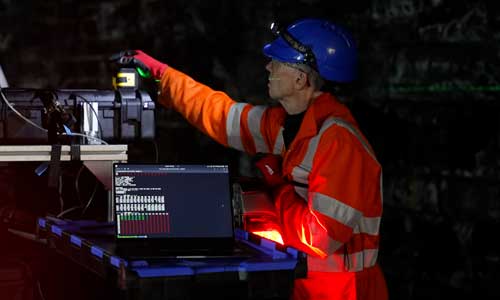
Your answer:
[109,50,168,80]
[254,153,285,188]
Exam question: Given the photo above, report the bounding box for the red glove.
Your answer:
[254,154,285,188]
[109,50,168,80]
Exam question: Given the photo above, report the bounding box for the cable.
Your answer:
[61,132,108,145]
[152,139,159,162]
[0,87,48,133]
[7,228,47,244]
[56,205,82,219]
[81,182,98,217]
[37,280,47,300]
[1,88,109,145]
[65,92,108,144]
[58,175,64,213]
[56,163,88,218]
[71,92,105,138]
[74,164,85,206]
[0,88,6,118]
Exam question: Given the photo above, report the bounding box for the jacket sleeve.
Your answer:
[275,127,382,258]
[157,67,284,155]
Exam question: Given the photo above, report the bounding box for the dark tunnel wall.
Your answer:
[1,0,500,299]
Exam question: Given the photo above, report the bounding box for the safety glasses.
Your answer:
[269,59,312,75]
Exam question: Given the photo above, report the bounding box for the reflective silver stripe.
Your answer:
[273,127,284,154]
[327,117,378,163]
[291,117,381,185]
[290,117,337,184]
[313,192,380,235]
[355,216,381,235]
[294,185,308,200]
[291,165,309,185]
[363,248,379,268]
[289,117,382,273]
[226,103,248,151]
[247,105,269,153]
[290,117,382,235]
[325,118,383,235]
[312,192,362,229]
[307,248,379,272]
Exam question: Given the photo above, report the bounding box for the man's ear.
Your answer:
[295,71,309,89]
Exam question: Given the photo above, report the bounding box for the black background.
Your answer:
[1,0,500,299]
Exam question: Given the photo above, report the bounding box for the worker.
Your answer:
[112,18,388,300]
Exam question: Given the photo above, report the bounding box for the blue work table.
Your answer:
[36,217,305,300]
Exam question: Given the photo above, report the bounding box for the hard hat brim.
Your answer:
[262,36,305,64]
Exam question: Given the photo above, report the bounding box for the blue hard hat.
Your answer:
[263,18,358,83]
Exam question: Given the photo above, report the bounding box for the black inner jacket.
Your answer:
[283,111,306,150]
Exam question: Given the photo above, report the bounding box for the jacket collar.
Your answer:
[290,92,357,145]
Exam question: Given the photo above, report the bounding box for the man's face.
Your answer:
[266,60,311,114]
[266,60,298,101]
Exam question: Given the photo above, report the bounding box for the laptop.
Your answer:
[112,163,241,259]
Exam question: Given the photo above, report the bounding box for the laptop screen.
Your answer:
[113,164,233,240]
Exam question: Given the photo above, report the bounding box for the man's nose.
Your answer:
[265,61,272,72]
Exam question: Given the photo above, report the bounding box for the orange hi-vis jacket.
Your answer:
[159,67,388,300]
